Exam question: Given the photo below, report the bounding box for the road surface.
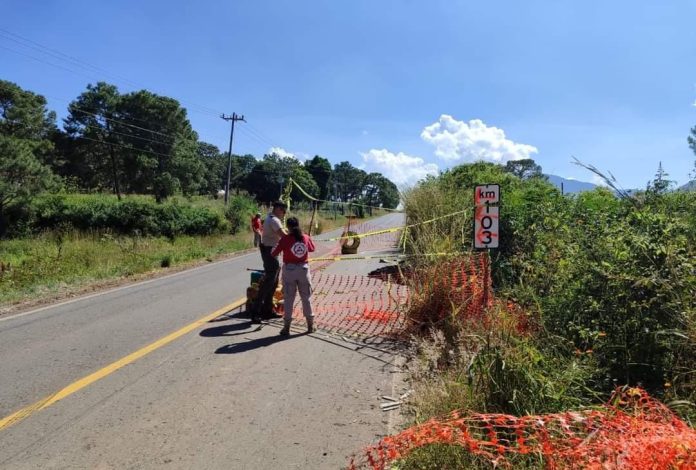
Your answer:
[0,213,408,469]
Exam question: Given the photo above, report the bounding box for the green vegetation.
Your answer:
[0,78,399,237]
[397,159,696,468]
[0,197,355,307]
[0,230,248,306]
[6,193,227,238]
[0,78,397,306]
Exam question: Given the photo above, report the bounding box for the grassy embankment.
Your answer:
[381,162,695,469]
[0,193,370,308]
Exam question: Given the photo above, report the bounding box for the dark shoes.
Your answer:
[279,320,314,335]
[260,312,282,319]
[249,309,281,324]
[306,320,315,334]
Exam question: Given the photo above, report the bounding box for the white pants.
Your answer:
[282,263,313,321]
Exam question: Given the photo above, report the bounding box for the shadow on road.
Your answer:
[214,334,295,354]
[207,308,250,323]
[199,321,262,337]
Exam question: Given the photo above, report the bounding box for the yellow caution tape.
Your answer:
[314,208,469,242]
[290,178,403,213]
[315,226,403,242]
[308,252,459,262]
[291,177,317,201]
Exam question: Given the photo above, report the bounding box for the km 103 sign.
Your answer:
[474,184,499,249]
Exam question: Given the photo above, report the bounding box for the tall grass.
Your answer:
[0,230,249,306]
[389,162,696,468]
[0,196,378,308]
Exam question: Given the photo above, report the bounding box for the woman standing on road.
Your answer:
[271,217,316,335]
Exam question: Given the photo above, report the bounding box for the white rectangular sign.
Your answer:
[474,184,500,205]
[474,202,499,249]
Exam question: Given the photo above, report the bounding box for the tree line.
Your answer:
[0,79,400,234]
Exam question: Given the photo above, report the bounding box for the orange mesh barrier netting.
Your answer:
[404,254,493,330]
[350,387,696,469]
[283,272,409,337]
[284,254,494,338]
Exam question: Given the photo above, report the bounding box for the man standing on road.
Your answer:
[251,212,263,248]
[250,201,287,323]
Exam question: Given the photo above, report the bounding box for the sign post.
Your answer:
[474,184,500,309]
[474,184,500,249]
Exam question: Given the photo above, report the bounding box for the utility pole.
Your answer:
[221,113,246,205]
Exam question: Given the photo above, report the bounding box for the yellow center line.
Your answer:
[0,297,247,432]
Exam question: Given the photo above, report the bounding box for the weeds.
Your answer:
[382,161,695,468]
[0,202,374,308]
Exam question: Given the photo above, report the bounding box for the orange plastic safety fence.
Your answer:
[286,254,495,339]
[283,272,409,337]
[403,254,493,333]
[350,388,696,469]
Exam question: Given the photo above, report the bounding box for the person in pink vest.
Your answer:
[271,216,316,335]
[250,212,263,247]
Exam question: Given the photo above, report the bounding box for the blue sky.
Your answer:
[2,0,695,188]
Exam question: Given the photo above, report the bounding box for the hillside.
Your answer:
[679,180,696,191]
[545,174,597,193]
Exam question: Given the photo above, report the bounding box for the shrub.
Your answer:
[402,161,696,419]
[224,194,258,234]
[14,194,227,238]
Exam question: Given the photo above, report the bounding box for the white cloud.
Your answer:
[591,174,610,187]
[268,147,305,161]
[361,149,439,185]
[421,115,538,163]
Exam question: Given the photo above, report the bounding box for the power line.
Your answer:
[0,44,101,83]
[76,135,173,160]
[240,125,275,147]
[236,126,271,147]
[69,108,177,141]
[41,92,196,142]
[0,28,223,119]
[70,107,200,144]
[1,39,247,149]
[71,123,174,148]
[246,122,282,148]
[0,47,184,140]
[0,29,142,89]
[1,28,298,163]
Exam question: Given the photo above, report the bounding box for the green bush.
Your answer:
[403,161,696,418]
[11,194,227,238]
[224,194,258,234]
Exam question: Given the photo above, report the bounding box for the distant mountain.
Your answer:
[545,175,597,194]
[543,175,695,194]
[678,180,696,192]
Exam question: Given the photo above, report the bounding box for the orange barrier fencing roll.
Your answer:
[350,387,696,470]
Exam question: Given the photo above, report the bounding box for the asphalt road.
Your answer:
[0,213,407,469]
